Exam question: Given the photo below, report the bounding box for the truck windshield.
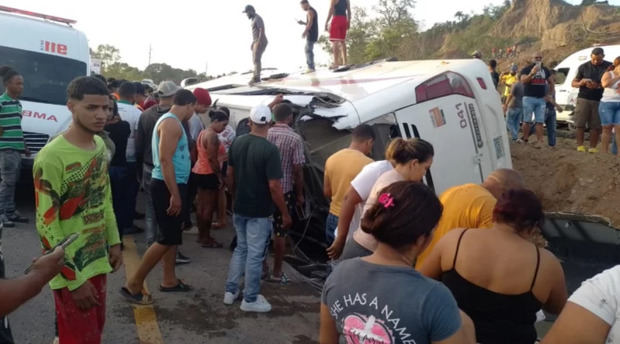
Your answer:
[0,45,87,105]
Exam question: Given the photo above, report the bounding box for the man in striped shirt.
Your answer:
[266,103,305,283]
[0,67,29,227]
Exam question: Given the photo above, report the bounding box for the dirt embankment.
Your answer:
[511,138,620,227]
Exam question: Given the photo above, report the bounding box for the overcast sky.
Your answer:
[3,0,612,76]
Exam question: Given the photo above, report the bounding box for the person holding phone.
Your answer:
[572,47,613,153]
[298,0,319,72]
[520,52,554,146]
[33,77,123,344]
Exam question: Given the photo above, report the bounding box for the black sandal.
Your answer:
[120,287,153,305]
[159,280,192,292]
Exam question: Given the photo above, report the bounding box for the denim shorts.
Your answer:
[599,101,620,125]
[522,96,546,124]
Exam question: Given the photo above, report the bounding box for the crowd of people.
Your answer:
[483,47,620,153]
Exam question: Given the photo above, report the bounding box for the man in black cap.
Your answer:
[243,5,268,85]
[572,47,612,153]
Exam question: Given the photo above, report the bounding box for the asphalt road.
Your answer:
[3,184,321,344]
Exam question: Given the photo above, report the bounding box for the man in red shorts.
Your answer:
[325,0,350,68]
[34,76,123,344]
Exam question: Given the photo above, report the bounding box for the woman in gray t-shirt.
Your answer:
[320,181,475,344]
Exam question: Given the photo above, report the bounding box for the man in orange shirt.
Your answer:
[415,168,524,268]
[323,124,374,244]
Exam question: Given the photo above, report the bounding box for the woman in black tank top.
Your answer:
[419,189,568,344]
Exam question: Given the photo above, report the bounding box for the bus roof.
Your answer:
[195,59,484,102]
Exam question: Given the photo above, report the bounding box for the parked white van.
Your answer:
[554,45,620,125]
[0,6,90,165]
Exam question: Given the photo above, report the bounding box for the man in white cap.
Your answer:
[223,105,291,313]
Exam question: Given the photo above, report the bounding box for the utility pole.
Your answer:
[148,44,152,66]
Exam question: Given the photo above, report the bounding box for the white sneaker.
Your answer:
[223,290,240,305]
[240,294,272,312]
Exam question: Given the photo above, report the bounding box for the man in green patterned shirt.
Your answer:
[34,76,122,344]
[0,66,30,227]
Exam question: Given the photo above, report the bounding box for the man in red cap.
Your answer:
[189,88,211,142]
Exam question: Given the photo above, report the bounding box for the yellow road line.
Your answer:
[123,235,164,344]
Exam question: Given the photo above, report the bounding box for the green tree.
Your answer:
[144,63,199,84]
[103,62,144,81]
[91,44,121,71]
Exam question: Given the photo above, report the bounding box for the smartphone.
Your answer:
[535,61,542,69]
[24,233,78,274]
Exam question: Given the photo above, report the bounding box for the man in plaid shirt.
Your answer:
[266,103,305,284]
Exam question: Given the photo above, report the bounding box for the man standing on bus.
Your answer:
[244,5,268,85]
[0,66,29,227]
[325,0,350,68]
[298,0,319,72]
[572,47,612,153]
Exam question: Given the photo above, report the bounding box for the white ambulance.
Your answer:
[554,45,620,125]
[189,59,512,195]
[0,6,90,165]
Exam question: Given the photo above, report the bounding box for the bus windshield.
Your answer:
[0,45,87,105]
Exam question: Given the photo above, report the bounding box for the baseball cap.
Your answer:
[510,64,518,72]
[243,4,255,13]
[592,47,604,56]
[156,81,180,97]
[193,88,212,106]
[471,50,482,58]
[249,105,271,124]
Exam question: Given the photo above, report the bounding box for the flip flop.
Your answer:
[201,239,223,248]
[159,280,192,292]
[120,287,153,305]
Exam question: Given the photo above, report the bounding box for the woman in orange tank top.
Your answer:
[191,110,229,248]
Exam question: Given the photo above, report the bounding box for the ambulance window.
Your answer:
[555,68,569,85]
[0,46,87,105]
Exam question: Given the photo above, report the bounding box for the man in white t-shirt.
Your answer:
[116,82,142,233]
[326,160,392,260]
[542,265,619,344]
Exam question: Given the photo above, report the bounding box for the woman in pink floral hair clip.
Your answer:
[320,181,476,344]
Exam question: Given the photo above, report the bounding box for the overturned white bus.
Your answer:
[187,59,512,273]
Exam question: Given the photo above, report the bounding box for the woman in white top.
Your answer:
[339,138,435,260]
[325,141,398,260]
[599,57,620,154]
[541,265,620,344]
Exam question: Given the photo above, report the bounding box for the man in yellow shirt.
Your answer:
[501,64,519,102]
[323,124,375,244]
[415,168,524,268]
